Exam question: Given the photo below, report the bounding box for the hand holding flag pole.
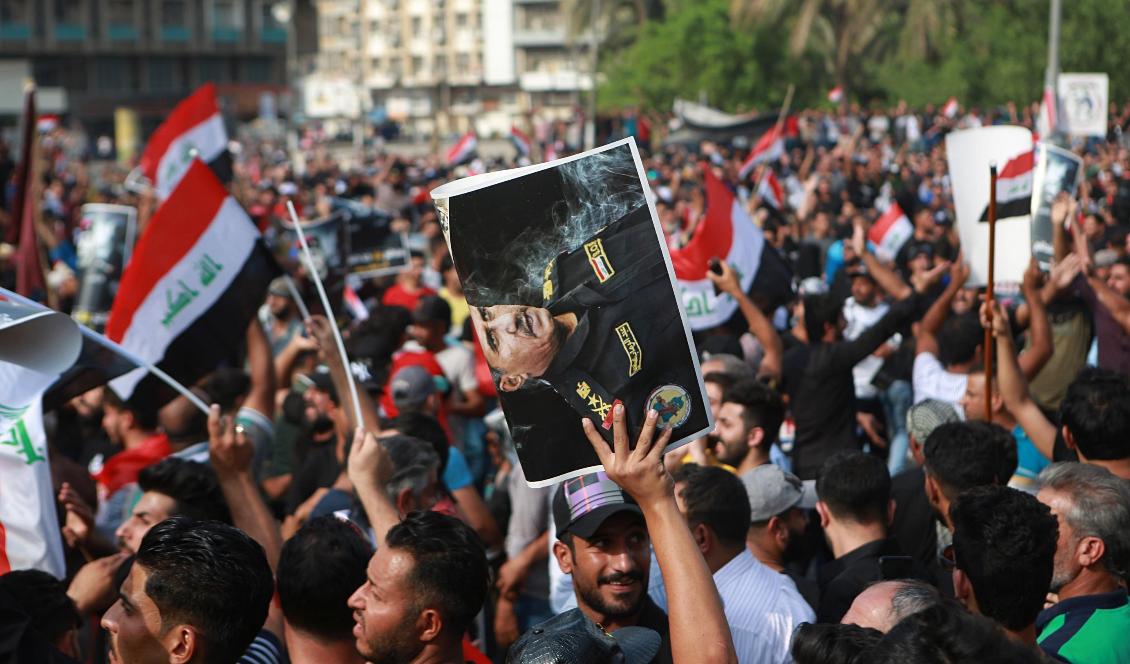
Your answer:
[0,286,211,416]
[753,84,794,195]
[285,200,364,428]
[984,164,998,423]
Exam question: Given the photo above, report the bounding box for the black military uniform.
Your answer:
[536,205,707,448]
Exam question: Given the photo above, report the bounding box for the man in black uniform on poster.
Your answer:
[469,204,707,480]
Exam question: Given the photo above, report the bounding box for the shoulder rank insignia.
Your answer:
[584,238,615,283]
[615,322,642,376]
[646,384,692,430]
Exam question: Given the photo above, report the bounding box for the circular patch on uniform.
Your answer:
[646,384,692,430]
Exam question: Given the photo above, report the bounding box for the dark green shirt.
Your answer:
[1038,590,1130,663]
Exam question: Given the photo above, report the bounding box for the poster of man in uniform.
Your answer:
[72,204,138,331]
[1031,142,1084,270]
[431,138,711,486]
[1058,73,1109,138]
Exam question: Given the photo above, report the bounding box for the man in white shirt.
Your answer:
[651,464,814,664]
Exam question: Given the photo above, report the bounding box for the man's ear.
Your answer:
[953,568,973,609]
[553,540,573,575]
[887,499,897,527]
[396,487,415,516]
[1062,426,1078,452]
[499,374,526,392]
[748,426,766,450]
[164,624,199,664]
[1078,535,1106,568]
[416,607,443,643]
[692,523,711,555]
[815,501,831,529]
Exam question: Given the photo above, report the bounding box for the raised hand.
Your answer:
[207,404,253,477]
[581,404,675,509]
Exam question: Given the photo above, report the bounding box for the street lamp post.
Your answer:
[271,0,304,173]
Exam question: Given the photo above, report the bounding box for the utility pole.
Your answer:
[1044,0,1061,142]
[585,0,600,150]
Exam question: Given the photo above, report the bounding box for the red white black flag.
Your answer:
[139,83,231,200]
[739,125,785,179]
[106,160,277,411]
[979,149,1034,221]
[446,131,478,166]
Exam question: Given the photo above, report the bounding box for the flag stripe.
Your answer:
[152,113,227,199]
[106,160,228,341]
[669,167,735,280]
[998,150,1034,180]
[139,83,219,179]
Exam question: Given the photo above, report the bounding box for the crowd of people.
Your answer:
[4,97,1130,664]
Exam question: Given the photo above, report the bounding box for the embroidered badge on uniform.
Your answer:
[646,385,691,429]
[615,322,642,376]
[584,239,615,282]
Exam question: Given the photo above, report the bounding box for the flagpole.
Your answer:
[0,287,211,416]
[753,84,795,195]
[282,274,312,323]
[285,201,364,428]
[985,164,998,423]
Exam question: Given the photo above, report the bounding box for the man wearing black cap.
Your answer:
[549,470,673,663]
[410,294,485,420]
[260,276,303,356]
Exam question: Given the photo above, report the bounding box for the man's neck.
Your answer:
[577,598,644,633]
[746,532,784,573]
[990,411,1017,431]
[705,545,744,575]
[945,361,973,375]
[1004,623,1038,648]
[735,450,770,476]
[1057,568,1124,602]
[1085,457,1130,481]
[122,430,157,451]
[827,521,887,560]
[408,643,466,664]
[285,627,365,664]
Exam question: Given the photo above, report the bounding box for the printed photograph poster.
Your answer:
[1031,142,1083,271]
[431,138,711,486]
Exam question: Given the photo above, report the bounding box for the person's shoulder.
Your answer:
[238,630,283,664]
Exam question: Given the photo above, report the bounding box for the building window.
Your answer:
[54,0,86,40]
[388,56,400,75]
[198,57,231,83]
[455,12,467,27]
[243,57,273,83]
[0,0,31,39]
[410,16,420,34]
[160,0,189,41]
[96,57,136,92]
[455,53,469,75]
[107,0,138,40]
[411,56,422,75]
[147,58,182,92]
[211,0,242,42]
[260,3,286,43]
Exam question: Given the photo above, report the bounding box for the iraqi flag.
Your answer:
[739,125,785,179]
[106,160,278,412]
[1035,84,1058,140]
[828,85,844,104]
[757,170,784,210]
[942,97,960,119]
[670,166,793,331]
[139,83,231,200]
[510,126,532,158]
[869,202,914,262]
[979,149,1034,221]
[446,131,477,166]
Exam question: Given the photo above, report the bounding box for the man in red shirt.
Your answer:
[381,251,436,311]
[93,390,171,504]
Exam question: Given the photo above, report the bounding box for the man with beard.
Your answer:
[1034,463,1130,663]
[743,464,820,609]
[709,378,785,475]
[346,510,489,664]
[260,277,304,356]
[549,470,674,664]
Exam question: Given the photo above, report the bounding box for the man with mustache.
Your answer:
[468,205,707,480]
[549,470,674,664]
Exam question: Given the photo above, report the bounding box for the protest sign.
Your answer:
[73,203,137,331]
[1031,142,1084,270]
[1058,73,1109,138]
[946,126,1033,285]
[432,138,711,486]
[334,197,412,279]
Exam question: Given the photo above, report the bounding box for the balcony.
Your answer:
[261,27,286,43]
[0,23,30,40]
[519,70,590,92]
[107,24,139,41]
[161,25,191,42]
[512,26,566,47]
[54,23,86,41]
[212,26,242,43]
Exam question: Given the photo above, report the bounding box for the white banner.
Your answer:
[0,396,65,578]
[946,126,1034,286]
[1058,73,1109,138]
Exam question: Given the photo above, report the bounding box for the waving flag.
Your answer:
[979,149,1034,221]
[106,160,278,411]
[671,167,793,331]
[446,131,477,166]
[942,97,960,119]
[869,202,914,262]
[828,85,844,104]
[510,126,532,158]
[739,126,785,179]
[1035,84,1059,140]
[757,171,784,210]
[139,83,231,200]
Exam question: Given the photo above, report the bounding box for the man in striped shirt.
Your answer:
[652,464,814,664]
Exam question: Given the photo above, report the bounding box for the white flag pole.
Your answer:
[282,274,312,323]
[0,288,211,415]
[285,201,364,427]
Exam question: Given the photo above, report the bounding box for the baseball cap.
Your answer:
[390,365,436,411]
[907,241,934,260]
[846,262,872,280]
[906,399,960,444]
[741,464,818,522]
[1095,248,1119,269]
[268,276,291,298]
[306,368,337,401]
[508,611,661,664]
[552,472,643,541]
[412,295,452,327]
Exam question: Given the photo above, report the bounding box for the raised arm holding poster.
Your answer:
[431,138,711,486]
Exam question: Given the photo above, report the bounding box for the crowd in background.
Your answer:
[4,97,1130,664]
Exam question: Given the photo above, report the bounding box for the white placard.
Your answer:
[1058,73,1109,138]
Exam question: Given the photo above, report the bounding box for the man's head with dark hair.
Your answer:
[708,378,785,467]
[0,569,81,658]
[949,486,1058,633]
[936,311,982,369]
[348,511,488,663]
[869,601,1044,664]
[671,464,751,557]
[102,389,159,445]
[102,517,274,664]
[201,368,251,412]
[816,450,892,526]
[279,516,373,641]
[802,292,844,344]
[791,622,881,664]
[115,458,231,554]
[922,422,1005,529]
[1059,367,1130,462]
[702,370,738,424]
[385,411,450,479]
